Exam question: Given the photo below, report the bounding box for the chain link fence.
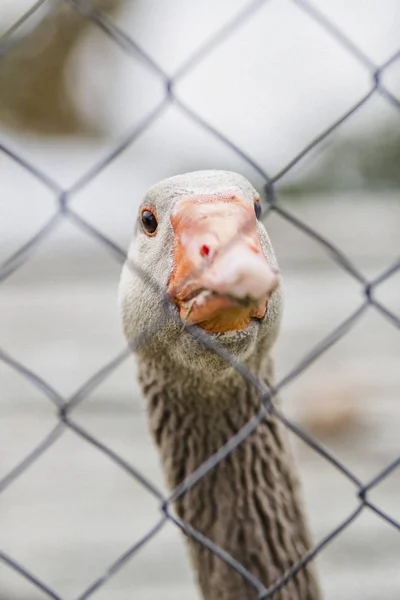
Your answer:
[1,0,399,598]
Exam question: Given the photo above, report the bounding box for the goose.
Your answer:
[119,170,321,600]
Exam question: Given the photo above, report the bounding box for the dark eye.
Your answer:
[254,200,262,220]
[140,208,158,235]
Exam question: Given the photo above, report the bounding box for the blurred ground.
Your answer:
[1,191,399,600]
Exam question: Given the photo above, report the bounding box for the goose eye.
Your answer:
[254,200,262,220]
[140,208,158,235]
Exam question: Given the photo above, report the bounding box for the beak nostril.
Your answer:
[200,244,210,258]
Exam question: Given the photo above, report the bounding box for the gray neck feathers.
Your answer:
[138,351,321,600]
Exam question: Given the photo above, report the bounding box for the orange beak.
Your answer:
[167,193,279,333]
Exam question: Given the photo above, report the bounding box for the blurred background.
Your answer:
[0,1,399,599]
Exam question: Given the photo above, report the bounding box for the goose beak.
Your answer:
[167,194,279,333]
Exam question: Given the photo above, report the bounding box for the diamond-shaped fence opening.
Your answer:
[1,1,399,599]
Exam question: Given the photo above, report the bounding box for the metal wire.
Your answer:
[1,0,399,598]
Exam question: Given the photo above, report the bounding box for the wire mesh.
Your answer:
[1,0,399,598]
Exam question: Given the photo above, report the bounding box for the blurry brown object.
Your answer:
[298,379,361,439]
[0,0,123,136]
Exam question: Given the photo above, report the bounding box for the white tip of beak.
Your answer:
[203,243,279,300]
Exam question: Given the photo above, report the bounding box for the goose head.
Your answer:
[119,170,282,374]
